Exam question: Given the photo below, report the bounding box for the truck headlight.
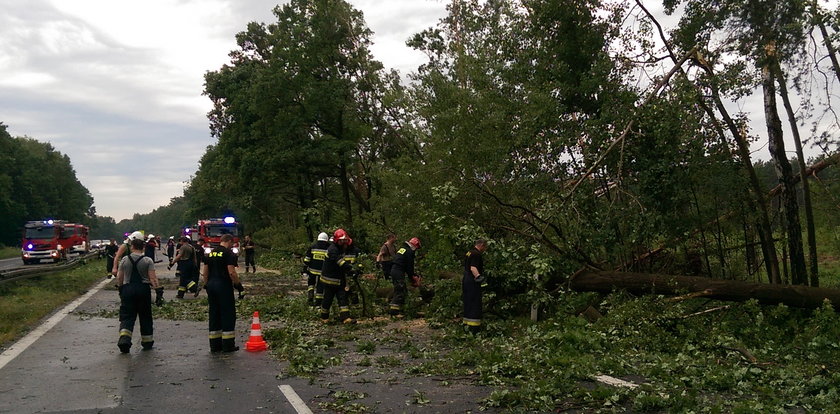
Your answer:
[232,247,240,255]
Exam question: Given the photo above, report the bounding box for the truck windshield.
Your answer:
[206,225,239,237]
[62,228,76,238]
[25,227,56,239]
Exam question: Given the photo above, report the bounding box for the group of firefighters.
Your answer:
[111,225,489,353]
[302,229,489,333]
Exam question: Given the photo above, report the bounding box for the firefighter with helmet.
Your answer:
[388,237,421,316]
[303,232,330,306]
[319,229,356,324]
[169,237,197,298]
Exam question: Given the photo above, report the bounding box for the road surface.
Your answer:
[0,257,496,413]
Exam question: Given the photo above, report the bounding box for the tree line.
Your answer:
[165,0,839,297]
[0,123,95,247]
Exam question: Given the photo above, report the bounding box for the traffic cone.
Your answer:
[245,311,268,352]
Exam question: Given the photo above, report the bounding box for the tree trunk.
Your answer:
[339,160,354,225]
[761,47,807,285]
[774,63,819,286]
[570,270,840,311]
[814,1,840,85]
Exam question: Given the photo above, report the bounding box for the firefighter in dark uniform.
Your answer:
[144,234,157,261]
[116,238,161,353]
[194,238,207,293]
[462,239,488,334]
[388,237,421,316]
[320,229,356,324]
[243,235,256,273]
[105,239,118,275]
[170,237,197,298]
[343,240,363,305]
[201,234,243,352]
[166,236,176,259]
[303,232,330,306]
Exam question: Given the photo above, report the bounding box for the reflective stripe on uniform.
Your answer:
[222,331,235,340]
[141,335,154,343]
[307,268,322,275]
[307,286,314,292]
[178,286,187,292]
[463,318,481,326]
[389,304,401,310]
[187,281,196,289]
[312,249,327,261]
[339,306,349,312]
[315,293,324,299]
[320,275,341,286]
[209,330,222,339]
[119,329,132,337]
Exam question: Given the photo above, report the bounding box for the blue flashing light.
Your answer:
[185,228,191,233]
[46,219,54,225]
[223,216,235,224]
[27,243,33,250]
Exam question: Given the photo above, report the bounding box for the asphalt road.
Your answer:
[0,256,26,272]
[0,256,497,413]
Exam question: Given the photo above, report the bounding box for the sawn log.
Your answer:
[570,270,840,311]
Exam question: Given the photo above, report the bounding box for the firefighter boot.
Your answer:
[319,309,330,324]
[176,287,186,299]
[141,339,154,351]
[222,338,239,353]
[307,288,314,306]
[209,338,222,353]
[117,335,131,353]
[340,309,356,325]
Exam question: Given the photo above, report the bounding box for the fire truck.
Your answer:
[196,217,241,255]
[21,220,65,264]
[60,223,90,256]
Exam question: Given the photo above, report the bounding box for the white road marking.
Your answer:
[594,374,640,389]
[0,277,111,371]
[278,384,314,414]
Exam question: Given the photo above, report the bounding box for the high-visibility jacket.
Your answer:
[302,240,330,276]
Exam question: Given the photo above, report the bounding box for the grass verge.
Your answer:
[0,246,20,260]
[0,259,106,346]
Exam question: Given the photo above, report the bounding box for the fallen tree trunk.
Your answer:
[570,270,840,311]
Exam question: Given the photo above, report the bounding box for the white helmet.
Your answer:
[147,234,155,239]
[169,236,174,239]
[317,232,329,242]
[128,231,144,241]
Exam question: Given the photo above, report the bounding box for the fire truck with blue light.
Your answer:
[20,219,88,264]
[196,217,241,255]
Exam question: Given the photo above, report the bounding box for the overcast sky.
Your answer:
[1,0,448,221]
[2,1,835,222]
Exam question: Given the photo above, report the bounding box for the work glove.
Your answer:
[234,282,245,299]
[155,287,164,306]
[475,274,488,288]
[410,275,422,288]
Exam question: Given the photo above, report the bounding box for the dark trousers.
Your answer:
[462,274,483,327]
[307,271,318,301]
[119,283,153,341]
[106,257,115,273]
[381,261,392,282]
[314,277,325,306]
[177,261,197,295]
[389,272,407,314]
[245,252,255,269]
[320,279,350,320]
[207,281,236,333]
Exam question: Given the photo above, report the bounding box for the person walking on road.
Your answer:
[388,237,421,317]
[319,229,356,324]
[105,239,118,276]
[303,232,330,306]
[144,234,157,262]
[169,237,197,298]
[462,239,488,334]
[243,235,256,273]
[111,231,144,277]
[200,234,243,352]
[116,238,161,353]
[376,233,397,282]
[166,236,176,259]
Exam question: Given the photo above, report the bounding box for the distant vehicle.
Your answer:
[197,216,241,255]
[21,220,65,264]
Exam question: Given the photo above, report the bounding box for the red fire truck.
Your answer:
[197,217,241,255]
[21,219,66,264]
[60,223,90,256]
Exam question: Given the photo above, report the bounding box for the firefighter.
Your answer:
[462,239,488,334]
[105,239,118,276]
[303,232,330,306]
[169,237,197,298]
[200,234,243,352]
[376,233,397,282]
[116,238,161,353]
[111,231,144,276]
[343,239,363,306]
[166,236,176,259]
[194,238,207,293]
[243,235,256,273]
[319,229,356,324]
[388,237,421,316]
[144,234,157,261]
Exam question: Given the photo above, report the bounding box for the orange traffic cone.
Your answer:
[245,311,268,352]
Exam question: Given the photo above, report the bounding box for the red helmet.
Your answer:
[408,237,421,249]
[334,229,350,245]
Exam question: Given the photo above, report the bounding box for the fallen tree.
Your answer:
[570,270,840,311]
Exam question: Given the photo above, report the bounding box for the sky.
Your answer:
[1,1,836,222]
[1,0,449,221]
